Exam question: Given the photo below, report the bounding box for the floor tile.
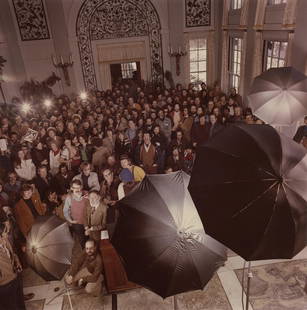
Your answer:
[175,274,232,310]
[22,268,48,288]
[235,259,307,310]
[25,299,45,310]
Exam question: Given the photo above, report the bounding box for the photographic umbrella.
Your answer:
[111,170,227,298]
[188,124,307,261]
[247,67,307,125]
[26,215,74,281]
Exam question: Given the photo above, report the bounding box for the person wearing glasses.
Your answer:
[63,179,89,248]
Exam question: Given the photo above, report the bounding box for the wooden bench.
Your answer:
[100,239,140,310]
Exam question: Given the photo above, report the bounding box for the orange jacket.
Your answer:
[14,190,46,238]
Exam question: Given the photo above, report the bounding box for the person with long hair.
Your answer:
[13,149,36,181]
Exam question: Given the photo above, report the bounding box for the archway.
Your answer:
[76,0,163,90]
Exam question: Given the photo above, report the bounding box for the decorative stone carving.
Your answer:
[185,0,211,28]
[12,0,50,41]
[90,2,148,40]
[77,0,163,91]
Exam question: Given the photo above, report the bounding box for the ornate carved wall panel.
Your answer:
[12,0,50,41]
[185,0,211,28]
[76,0,163,91]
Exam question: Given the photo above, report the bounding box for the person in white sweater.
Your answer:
[49,141,61,176]
[14,149,36,181]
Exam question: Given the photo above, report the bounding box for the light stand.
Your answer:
[45,282,81,310]
[244,261,253,310]
[173,295,179,310]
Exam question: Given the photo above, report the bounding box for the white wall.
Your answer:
[0,0,27,102]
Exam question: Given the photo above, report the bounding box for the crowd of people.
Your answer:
[0,80,306,308]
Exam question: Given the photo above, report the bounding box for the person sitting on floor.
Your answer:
[65,239,103,296]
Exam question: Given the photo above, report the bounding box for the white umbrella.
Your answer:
[247,67,307,125]
[26,215,74,281]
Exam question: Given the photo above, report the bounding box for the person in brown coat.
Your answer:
[139,132,157,174]
[91,138,109,171]
[14,183,46,238]
[65,239,103,296]
[84,190,108,242]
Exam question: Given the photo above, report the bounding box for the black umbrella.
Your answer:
[188,124,307,261]
[26,215,74,281]
[111,171,227,298]
[247,67,307,125]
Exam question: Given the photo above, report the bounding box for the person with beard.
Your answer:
[65,239,103,296]
[34,165,53,203]
[144,117,154,134]
[31,141,49,167]
[155,109,172,143]
[52,163,74,199]
[139,132,157,174]
[191,114,210,148]
[84,190,107,242]
[63,179,89,248]
[168,129,188,157]
[151,125,167,173]
[179,107,193,143]
[166,147,185,172]
[208,114,225,139]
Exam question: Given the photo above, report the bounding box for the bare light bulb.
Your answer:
[21,103,31,113]
[44,99,52,107]
[80,92,88,100]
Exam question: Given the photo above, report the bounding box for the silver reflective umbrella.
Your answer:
[26,216,74,281]
[247,67,307,125]
[112,171,227,298]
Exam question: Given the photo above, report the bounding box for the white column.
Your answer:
[254,0,268,29]
[220,30,229,92]
[252,31,263,79]
[283,0,298,27]
[285,31,295,67]
[238,31,247,97]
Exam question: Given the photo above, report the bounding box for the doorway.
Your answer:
[110,61,141,86]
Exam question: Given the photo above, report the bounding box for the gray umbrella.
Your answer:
[247,67,307,125]
[26,216,74,281]
[112,171,227,298]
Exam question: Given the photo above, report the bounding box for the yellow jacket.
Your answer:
[132,165,146,182]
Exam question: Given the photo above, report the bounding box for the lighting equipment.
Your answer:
[21,102,31,113]
[44,99,52,108]
[80,92,88,100]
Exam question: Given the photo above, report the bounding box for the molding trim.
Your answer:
[76,0,163,91]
